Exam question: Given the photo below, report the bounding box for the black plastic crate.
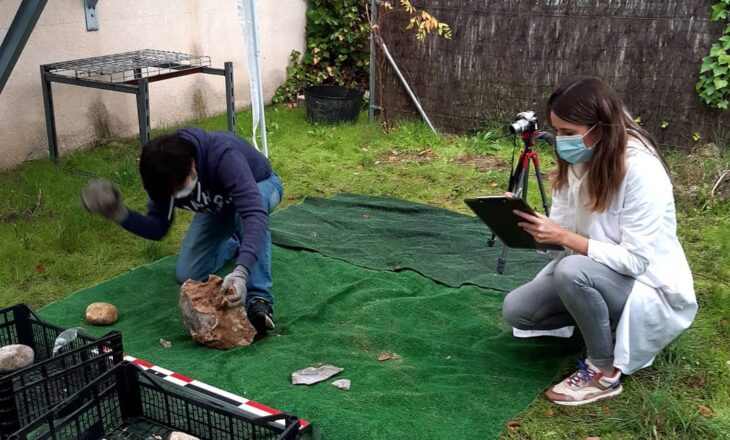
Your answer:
[0,304,124,438]
[9,362,306,440]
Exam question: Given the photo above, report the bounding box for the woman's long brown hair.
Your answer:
[547,77,664,212]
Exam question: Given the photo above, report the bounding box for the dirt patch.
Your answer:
[672,143,727,205]
[455,154,509,172]
[0,189,42,223]
[374,148,436,165]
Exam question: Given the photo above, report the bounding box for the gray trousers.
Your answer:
[503,255,635,371]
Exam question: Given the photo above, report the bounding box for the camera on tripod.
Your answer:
[509,111,538,134]
[484,109,553,274]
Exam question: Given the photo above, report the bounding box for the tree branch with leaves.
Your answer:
[378,0,452,40]
[273,0,452,104]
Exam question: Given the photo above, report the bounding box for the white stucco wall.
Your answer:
[0,0,306,169]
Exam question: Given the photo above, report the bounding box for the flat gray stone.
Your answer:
[292,365,343,385]
[0,344,34,373]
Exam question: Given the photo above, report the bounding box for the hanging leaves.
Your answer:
[273,0,452,104]
[385,0,452,40]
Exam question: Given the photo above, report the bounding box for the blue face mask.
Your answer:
[556,125,598,164]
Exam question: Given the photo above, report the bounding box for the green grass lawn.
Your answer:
[1,107,728,439]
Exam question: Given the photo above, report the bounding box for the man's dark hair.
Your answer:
[139,134,196,200]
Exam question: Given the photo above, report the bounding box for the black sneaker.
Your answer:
[247,298,275,334]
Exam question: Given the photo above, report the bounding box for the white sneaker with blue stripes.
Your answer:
[545,358,623,406]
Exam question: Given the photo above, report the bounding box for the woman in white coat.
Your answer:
[502,77,697,406]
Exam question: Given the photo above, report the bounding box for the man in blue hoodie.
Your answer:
[81,127,283,335]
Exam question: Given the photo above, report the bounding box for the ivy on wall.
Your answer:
[696,0,730,109]
[273,0,370,104]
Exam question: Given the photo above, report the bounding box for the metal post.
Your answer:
[368,0,378,123]
[248,0,268,157]
[377,36,437,135]
[0,0,48,94]
[224,61,236,133]
[40,67,60,162]
[136,78,150,145]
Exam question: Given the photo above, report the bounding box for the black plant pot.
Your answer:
[304,85,364,124]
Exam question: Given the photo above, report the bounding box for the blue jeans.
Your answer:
[175,172,283,308]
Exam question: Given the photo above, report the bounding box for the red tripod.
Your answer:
[488,130,554,274]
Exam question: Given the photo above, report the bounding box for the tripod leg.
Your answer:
[487,235,496,247]
[509,153,526,194]
[496,243,509,274]
[496,165,528,274]
[519,158,530,200]
[489,151,526,248]
[532,158,551,216]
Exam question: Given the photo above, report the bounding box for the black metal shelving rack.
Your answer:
[40,49,235,161]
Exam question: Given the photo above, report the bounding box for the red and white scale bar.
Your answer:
[123,355,310,431]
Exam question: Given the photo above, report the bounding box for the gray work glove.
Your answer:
[221,265,249,308]
[81,179,129,223]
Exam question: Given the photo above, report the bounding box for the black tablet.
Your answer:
[464,196,564,251]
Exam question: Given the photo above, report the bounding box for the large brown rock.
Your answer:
[85,302,118,325]
[179,275,256,349]
[0,344,34,373]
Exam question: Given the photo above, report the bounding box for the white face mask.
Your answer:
[174,173,197,199]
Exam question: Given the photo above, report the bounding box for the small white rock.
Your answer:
[0,344,34,373]
[168,432,199,440]
[331,379,351,391]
